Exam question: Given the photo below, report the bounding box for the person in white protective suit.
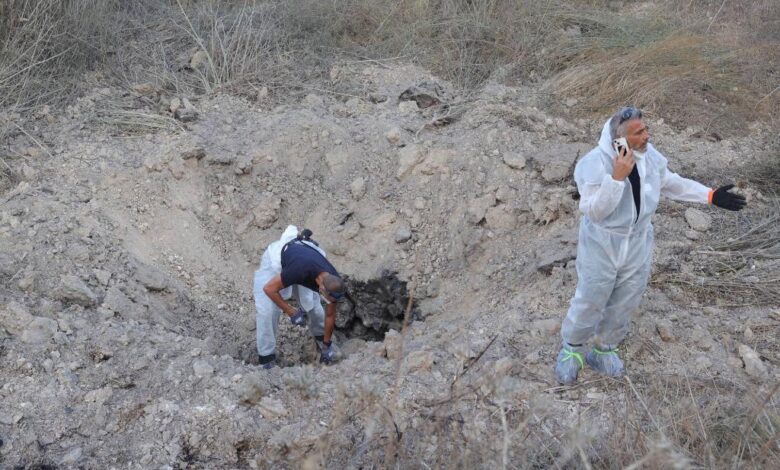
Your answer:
[253,225,354,369]
[555,107,746,385]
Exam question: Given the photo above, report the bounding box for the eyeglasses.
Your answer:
[619,107,642,124]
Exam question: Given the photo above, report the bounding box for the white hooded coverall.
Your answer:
[561,120,711,347]
[253,225,326,356]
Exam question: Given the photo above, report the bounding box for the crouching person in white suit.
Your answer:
[253,226,353,369]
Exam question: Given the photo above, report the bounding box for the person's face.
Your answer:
[625,119,650,152]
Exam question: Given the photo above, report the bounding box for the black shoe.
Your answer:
[259,353,276,369]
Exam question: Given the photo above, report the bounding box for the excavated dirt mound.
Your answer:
[338,272,419,341]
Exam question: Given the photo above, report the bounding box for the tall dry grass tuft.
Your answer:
[0,0,120,110]
[1,0,777,133]
[551,34,736,112]
[545,0,779,130]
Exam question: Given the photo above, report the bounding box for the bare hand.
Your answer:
[612,147,635,181]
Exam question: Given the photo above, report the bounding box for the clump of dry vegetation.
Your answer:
[1,0,777,133]
[662,205,780,308]
[306,345,780,468]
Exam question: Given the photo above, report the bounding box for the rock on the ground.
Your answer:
[190,50,209,69]
[236,374,268,406]
[253,193,281,229]
[692,326,714,351]
[502,152,526,170]
[174,98,198,122]
[56,275,98,306]
[467,193,496,225]
[235,154,253,174]
[103,287,139,318]
[192,359,214,377]
[417,148,453,176]
[685,229,702,240]
[59,447,83,465]
[1,301,34,335]
[206,153,236,165]
[485,205,517,230]
[404,350,434,373]
[21,316,58,344]
[385,127,402,146]
[396,145,425,180]
[536,248,576,275]
[655,320,675,342]
[181,148,206,160]
[531,318,560,336]
[744,326,755,341]
[258,397,288,419]
[134,263,169,292]
[169,97,182,114]
[541,162,570,183]
[394,224,412,243]
[738,344,768,378]
[383,329,402,359]
[324,148,351,173]
[685,208,712,232]
[350,177,366,200]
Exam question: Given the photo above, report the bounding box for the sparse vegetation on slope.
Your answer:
[1,0,778,133]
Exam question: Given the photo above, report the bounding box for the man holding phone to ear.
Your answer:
[555,106,746,385]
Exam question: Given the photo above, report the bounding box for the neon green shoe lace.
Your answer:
[562,349,585,368]
[592,347,619,356]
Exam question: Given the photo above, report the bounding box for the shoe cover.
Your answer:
[555,345,586,385]
[586,346,624,377]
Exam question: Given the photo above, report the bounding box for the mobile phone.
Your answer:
[612,137,628,156]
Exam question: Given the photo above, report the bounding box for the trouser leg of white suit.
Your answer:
[291,285,325,338]
[561,236,618,346]
[254,270,281,356]
[595,228,654,347]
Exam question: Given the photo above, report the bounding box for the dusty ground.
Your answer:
[0,64,777,468]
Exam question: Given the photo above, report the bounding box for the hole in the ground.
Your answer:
[337,271,420,341]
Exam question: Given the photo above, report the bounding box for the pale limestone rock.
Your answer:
[56,276,97,306]
[738,344,768,378]
[685,208,712,232]
[502,152,526,170]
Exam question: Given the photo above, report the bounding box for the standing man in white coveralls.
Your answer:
[253,226,352,369]
[555,107,746,384]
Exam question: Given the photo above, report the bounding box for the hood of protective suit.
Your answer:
[255,224,325,310]
[597,119,655,162]
[268,225,300,272]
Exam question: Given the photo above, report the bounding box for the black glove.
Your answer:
[711,184,746,211]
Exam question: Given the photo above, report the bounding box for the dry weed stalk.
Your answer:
[659,208,780,306]
[92,109,184,135]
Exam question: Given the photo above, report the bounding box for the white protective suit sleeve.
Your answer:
[578,174,626,223]
[658,157,710,203]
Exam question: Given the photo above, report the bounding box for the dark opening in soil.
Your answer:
[336,271,419,341]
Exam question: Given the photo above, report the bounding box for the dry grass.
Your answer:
[1,0,777,134]
[546,0,779,131]
[304,337,780,468]
[658,201,780,307]
[0,0,120,109]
